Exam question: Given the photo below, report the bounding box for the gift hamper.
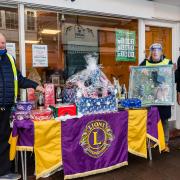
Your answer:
[64,53,117,115]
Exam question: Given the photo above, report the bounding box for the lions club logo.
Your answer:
[80,120,114,158]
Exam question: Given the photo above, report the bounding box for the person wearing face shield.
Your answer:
[140,43,172,153]
[0,33,44,179]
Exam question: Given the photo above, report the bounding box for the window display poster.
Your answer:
[32,45,48,67]
[6,43,16,60]
[116,29,136,62]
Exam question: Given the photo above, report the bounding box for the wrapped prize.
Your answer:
[14,111,31,121]
[30,109,53,121]
[16,101,34,111]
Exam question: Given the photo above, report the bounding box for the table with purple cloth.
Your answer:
[9,107,164,180]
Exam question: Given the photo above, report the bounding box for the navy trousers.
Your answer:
[0,108,11,176]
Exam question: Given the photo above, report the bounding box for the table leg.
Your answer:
[15,152,18,173]
[20,151,28,180]
[24,151,27,180]
[20,152,25,180]
[147,138,152,161]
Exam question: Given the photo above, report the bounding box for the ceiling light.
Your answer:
[41,29,61,35]
[25,40,39,44]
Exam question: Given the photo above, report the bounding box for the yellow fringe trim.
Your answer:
[36,162,62,179]
[128,148,147,159]
[146,134,161,153]
[64,161,128,180]
[16,146,33,152]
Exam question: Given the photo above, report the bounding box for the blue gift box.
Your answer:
[76,94,117,114]
[119,98,141,108]
[62,87,77,103]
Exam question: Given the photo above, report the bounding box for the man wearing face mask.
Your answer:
[0,33,44,179]
[140,43,172,153]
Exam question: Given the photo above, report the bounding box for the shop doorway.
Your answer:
[145,26,172,60]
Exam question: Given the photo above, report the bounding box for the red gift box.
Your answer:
[44,83,55,108]
[57,104,77,117]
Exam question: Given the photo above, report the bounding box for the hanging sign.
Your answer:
[6,43,16,59]
[32,45,48,67]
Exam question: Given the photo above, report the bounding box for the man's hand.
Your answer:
[36,85,45,93]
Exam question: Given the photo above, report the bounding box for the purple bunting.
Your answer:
[147,107,160,140]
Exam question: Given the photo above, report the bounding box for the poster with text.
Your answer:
[32,45,48,67]
[116,29,136,62]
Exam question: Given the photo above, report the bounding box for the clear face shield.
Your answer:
[151,48,162,61]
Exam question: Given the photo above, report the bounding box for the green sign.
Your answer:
[116,29,136,62]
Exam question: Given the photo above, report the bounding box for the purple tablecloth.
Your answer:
[12,120,34,147]
[61,111,128,179]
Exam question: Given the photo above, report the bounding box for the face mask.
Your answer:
[0,49,7,56]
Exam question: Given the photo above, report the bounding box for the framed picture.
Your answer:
[129,65,175,106]
[51,75,60,86]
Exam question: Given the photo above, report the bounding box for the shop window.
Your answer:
[25,9,63,85]
[63,19,99,78]
[0,6,19,68]
[0,10,5,29]
[5,11,18,29]
[25,9,138,89]
[26,10,36,31]
[62,15,138,88]
[0,11,3,28]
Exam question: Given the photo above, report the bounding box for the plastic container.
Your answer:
[14,111,31,121]
[16,101,34,111]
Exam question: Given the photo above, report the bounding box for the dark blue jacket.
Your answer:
[0,50,38,106]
